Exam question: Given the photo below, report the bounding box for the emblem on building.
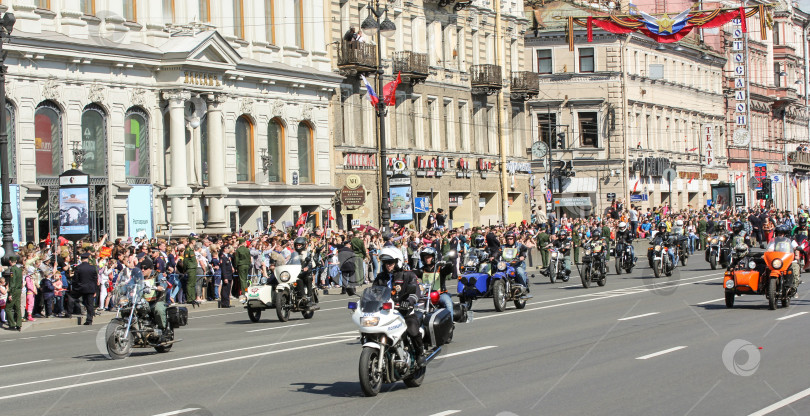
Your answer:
[130,88,148,107]
[42,79,62,101]
[301,104,313,121]
[240,98,254,115]
[271,99,285,119]
[88,84,106,104]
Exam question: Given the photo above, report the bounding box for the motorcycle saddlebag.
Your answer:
[167,306,189,328]
[452,303,468,323]
[423,308,453,347]
[734,271,760,292]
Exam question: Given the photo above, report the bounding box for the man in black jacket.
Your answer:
[219,246,235,308]
[372,253,425,366]
[69,253,98,325]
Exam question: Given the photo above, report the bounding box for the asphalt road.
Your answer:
[1,253,809,416]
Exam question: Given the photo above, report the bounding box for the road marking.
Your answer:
[319,306,346,312]
[153,409,200,416]
[428,411,461,416]
[434,346,497,360]
[246,323,308,333]
[748,385,810,416]
[635,346,688,360]
[559,284,580,289]
[696,298,725,305]
[188,311,243,320]
[776,312,808,321]
[618,312,659,321]
[0,339,349,401]
[0,359,51,369]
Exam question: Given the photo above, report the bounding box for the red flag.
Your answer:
[295,212,308,227]
[688,178,693,184]
[633,180,639,193]
[382,72,402,106]
[44,232,51,245]
[328,210,335,221]
[687,147,698,152]
[587,16,593,42]
[739,7,747,33]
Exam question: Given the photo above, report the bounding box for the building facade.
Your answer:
[526,0,728,217]
[328,0,534,229]
[2,0,342,242]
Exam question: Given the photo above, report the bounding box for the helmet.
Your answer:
[675,220,683,227]
[800,216,808,227]
[732,221,743,234]
[504,232,516,241]
[419,246,437,264]
[775,225,791,237]
[429,291,440,305]
[734,243,749,258]
[473,235,485,248]
[657,223,667,233]
[592,229,602,238]
[618,222,628,232]
[558,229,568,237]
[293,237,307,253]
[379,246,404,269]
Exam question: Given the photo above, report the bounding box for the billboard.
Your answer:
[389,185,413,221]
[0,185,21,243]
[127,185,154,239]
[59,187,90,235]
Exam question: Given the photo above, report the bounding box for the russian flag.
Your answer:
[360,75,379,107]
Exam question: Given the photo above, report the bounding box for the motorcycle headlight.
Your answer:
[584,249,592,255]
[279,271,291,282]
[772,258,783,269]
[551,252,558,259]
[497,261,507,271]
[119,298,128,306]
[710,238,717,244]
[725,279,735,289]
[466,259,476,267]
[748,261,756,269]
[719,236,726,242]
[655,245,661,251]
[360,317,380,327]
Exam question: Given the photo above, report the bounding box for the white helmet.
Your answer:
[379,246,404,269]
[675,219,684,227]
[618,222,628,232]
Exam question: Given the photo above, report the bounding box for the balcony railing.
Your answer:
[337,41,377,76]
[470,64,502,95]
[392,51,428,83]
[788,151,810,169]
[510,71,539,100]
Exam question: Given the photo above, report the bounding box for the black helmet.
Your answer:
[505,232,516,240]
[473,235,485,248]
[419,246,437,264]
[657,223,667,233]
[293,236,307,253]
[558,229,568,238]
[775,224,791,237]
[592,229,602,238]
[732,221,743,234]
[800,217,808,227]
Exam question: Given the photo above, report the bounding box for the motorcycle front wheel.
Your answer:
[653,260,662,279]
[549,263,557,284]
[615,258,622,275]
[581,266,591,288]
[276,292,291,322]
[710,256,717,270]
[492,280,507,312]
[106,320,134,360]
[768,278,778,310]
[359,347,383,397]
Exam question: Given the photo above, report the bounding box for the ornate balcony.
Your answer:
[788,151,810,171]
[510,71,539,100]
[392,51,428,84]
[337,41,377,77]
[470,64,502,95]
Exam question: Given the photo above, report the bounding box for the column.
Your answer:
[203,94,229,232]
[163,90,192,234]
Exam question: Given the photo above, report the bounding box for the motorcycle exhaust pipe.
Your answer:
[156,339,182,347]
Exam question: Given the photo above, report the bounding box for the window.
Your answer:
[293,0,304,48]
[80,0,95,15]
[4,103,15,180]
[81,104,107,176]
[124,0,137,21]
[124,108,149,180]
[775,62,782,88]
[199,0,210,22]
[265,0,275,44]
[773,22,780,45]
[35,0,50,9]
[578,112,598,148]
[444,99,453,150]
[458,101,469,151]
[537,49,552,74]
[35,102,61,177]
[427,98,438,148]
[297,122,313,184]
[235,116,254,182]
[233,0,245,39]
[579,48,595,73]
[538,113,558,149]
[162,0,174,25]
[267,118,284,183]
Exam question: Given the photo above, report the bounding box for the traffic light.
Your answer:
[761,178,772,200]
[756,190,764,200]
[556,132,565,149]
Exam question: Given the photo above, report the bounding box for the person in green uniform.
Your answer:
[536,224,551,268]
[572,224,582,264]
[183,238,198,304]
[350,231,367,283]
[697,216,708,251]
[234,238,252,296]
[6,255,22,331]
[601,221,612,261]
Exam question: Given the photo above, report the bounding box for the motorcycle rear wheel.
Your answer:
[403,364,426,388]
[247,307,261,323]
[276,293,291,322]
[106,320,133,360]
[597,274,607,287]
[514,298,526,309]
[359,347,383,397]
[302,310,315,319]
[782,287,791,308]
[492,280,507,312]
[155,329,174,353]
[681,253,688,266]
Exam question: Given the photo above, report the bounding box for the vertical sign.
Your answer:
[127,185,154,239]
[703,124,715,168]
[732,18,748,133]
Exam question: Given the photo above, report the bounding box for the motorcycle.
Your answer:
[457,248,530,312]
[547,247,571,284]
[705,234,730,270]
[350,285,450,397]
[614,240,634,275]
[724,238,800,309]
[245,251,320,323]
[581,239,607,288]
[461,248,486,274]
[106,270,187,360]
[794,234,810,272]
[651,237,678,278]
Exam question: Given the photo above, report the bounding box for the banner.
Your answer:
[0,185,21,243]
[59,187,90,235]
[702,124,714,168]
[389,185,413,221]
[127,185,154,239]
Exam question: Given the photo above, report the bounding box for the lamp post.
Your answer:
[0,11,14,265]
[361,0,396,233]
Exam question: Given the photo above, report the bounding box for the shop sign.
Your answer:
[629,194,648,202]
[679,171,700,180]
[478,158,495,171]
[630,157,672,177]
[340,185,367,210]
[553,197,591,207]
[703,173,719,181]
[344,153,377,170]
[506,161,532,174]
[449,195,463,207]
[457,158,472,178]
[386,155,412,170]
[703,124,715,168]
[415,156,449,177]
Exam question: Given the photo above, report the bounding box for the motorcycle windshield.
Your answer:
[360,286,392,313]
[502,248,518,262]
[117,269,146,305]
[287,252,303,266]
[770,237,793,254]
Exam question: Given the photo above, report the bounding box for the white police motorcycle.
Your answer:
[244,252,318,322]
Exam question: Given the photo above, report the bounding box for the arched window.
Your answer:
[35,101,62,178]
[267,118,284,183]
[4,102,15,180]
[124,108,149,181]
[81,104,107,176]
[235,116,254,182]
[297,122,313,184]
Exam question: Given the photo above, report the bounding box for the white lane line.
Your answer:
[635,346,688,360]
[0,359,51,369]
[559,284,580,289]
[696,298,725,305]
[319,306,347,312]
[153,409,200,416]
[245,323,308,333]
[428,411,461,416]
[188,311,243,320]
[0,338,349,401]
[435,346,497,360]
[748,385,810,416]
[776,312,808,321]
[618,312,660,321]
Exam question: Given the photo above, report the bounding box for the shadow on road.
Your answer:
[290,381,372,398]
[73,352,152,361]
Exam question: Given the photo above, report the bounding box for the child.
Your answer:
[40,273,55,318]
[24,265,38,321]
[53,271,65,317]
[0,276,7,326]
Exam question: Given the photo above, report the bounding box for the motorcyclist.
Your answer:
[769,224,802,295]
[293,236,318,310]
[414,247,454,320]
[372,252,425,367]
[792,216,809,238]
[615,221,636,264]
[138,258,169,339]
[552,229,573,276]
[502,232,530,292]
[728,221,751,264]
[652,223,676,266]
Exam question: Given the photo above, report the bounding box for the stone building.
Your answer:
[328,0,535,229]
[1,0,341,241]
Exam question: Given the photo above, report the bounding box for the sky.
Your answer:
[798,0,810,13]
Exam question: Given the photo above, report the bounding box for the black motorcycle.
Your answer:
[581,239,607,288]
[614,240,634,275]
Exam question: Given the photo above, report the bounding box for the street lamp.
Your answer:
[364,0,396,233]
[0,11,14,265]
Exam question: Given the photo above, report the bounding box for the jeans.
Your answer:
[54,295,64,315]
[371,255,379,279]
[515,264,528,287]
[438,292,454,321]
[167,274,181,303]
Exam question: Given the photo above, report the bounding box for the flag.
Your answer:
[295,212,308,227]
[382,72,402,106]
[633,180,639,193]
[687,147,698,152]
[360,75,379,107]
[328,210,335,221]
[688,178,693,184]
[44,232,51,245]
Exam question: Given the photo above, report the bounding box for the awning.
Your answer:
[560,177,597,193]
